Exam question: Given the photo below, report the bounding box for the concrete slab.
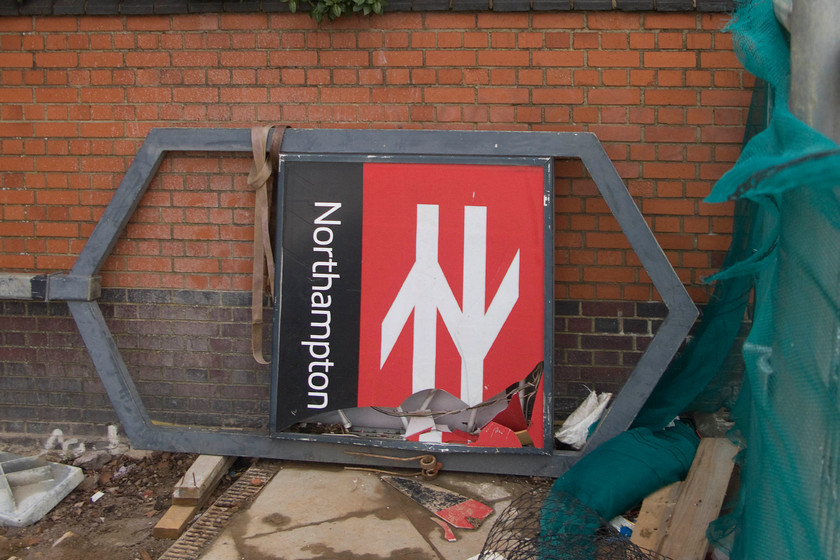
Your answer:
[198,462,538,560]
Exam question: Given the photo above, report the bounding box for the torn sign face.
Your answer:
[273,160,548,448]
[296,362,544,448]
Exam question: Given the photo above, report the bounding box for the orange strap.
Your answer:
[247,125,286,364]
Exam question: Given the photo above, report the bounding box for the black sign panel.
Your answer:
[274,161,363,429]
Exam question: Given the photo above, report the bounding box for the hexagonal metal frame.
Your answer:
[62,128,697,477]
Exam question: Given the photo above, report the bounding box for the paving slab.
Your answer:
[198,462,538,560]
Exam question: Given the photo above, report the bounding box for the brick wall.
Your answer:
[0,9,750,440]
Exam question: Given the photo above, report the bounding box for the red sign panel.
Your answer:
[358,163,545,407]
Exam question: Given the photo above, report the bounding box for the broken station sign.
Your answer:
[271,156,553,450]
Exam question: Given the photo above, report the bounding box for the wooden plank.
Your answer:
[656,438,738,560]
[155,455,236,539]
[172,455,234,505]
[630,480,683,552]
[153,504,200,539]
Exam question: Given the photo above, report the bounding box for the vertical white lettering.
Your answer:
[314,202,342,225]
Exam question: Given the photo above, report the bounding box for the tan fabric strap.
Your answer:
[247,125,287,364]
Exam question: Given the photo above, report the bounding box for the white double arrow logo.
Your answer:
[380,204,520,405]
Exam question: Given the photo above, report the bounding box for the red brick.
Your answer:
[2,53,34,68]
[645,126,696,143]
[0,88,33,103]
[602,69,628,86]
[714,145,740,163]
[438,68,463,85]
[489,68,515,85]
[320,87,370,103]
[713,71,743,88]
[463,105,487,123]
[588,125,641,142]
[372,87,422,103]
[601,32,629,50]
[657,69,684,87]
[646,89,696,106]
[125,52,170,67]
[35,221,79,237]
[173,51,220,67]
[599,106,626,123]
[700,51,740,69]
[657,32,683,49]
[485,105,510,123]
[516,106,541,123]
[269,51,317,67]
[356,31,382,48]
[628,31,654,49]
[374,50,423,67]
[573,32,599,50]
[700,163,734,181]
[220,87,268,103]
[426,87,474,104]
[410,68,436,84]
[319,50,369,67]
[546,68,572,86]
[517,68,543,86]
[573,69,599,85]
[700,126,744,144]
[477,50,530,67]
[643,162,696,180]
[685,70,712,87]
[332,69,358,85]
[425,50,476,68]
[658,143,685,162]
[687,145,713,162]
[80,87,124,103]
[700,89,752,107]
[588,51,639,68]
[584,267,636,283]
[34,52,78,68]
[220,13,267,30]
[532,89,583,105]
[696,234,731,252]
[588,88,640,105]
[645,51,697,68]
[0,221,35,237]
[533,51,584,68]
[586,232,632,250]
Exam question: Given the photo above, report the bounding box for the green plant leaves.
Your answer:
[281,0,386,22]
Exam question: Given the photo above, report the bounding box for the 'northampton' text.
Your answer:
[301,201,341,410]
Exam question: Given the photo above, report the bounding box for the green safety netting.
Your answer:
[702,1,840,559]
[484,1,840,558]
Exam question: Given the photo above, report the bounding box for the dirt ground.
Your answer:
[0,448,245,560]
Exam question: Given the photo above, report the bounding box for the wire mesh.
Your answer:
[479,485,670,560]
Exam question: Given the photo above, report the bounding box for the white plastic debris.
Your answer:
[555,390,612,449]
[90,491,105,503]
[0,452,84,527]
[466,553,508,560]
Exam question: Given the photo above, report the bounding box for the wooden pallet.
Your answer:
[631,438,738,560]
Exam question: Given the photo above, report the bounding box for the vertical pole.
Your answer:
[789,0,840,142]
[787,1,840,557]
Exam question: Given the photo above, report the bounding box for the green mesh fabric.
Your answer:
[702,1,840,559]
[540,1,840,559]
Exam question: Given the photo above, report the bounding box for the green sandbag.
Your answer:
[540,421,699,546]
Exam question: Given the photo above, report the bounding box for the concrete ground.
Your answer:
[198,461,538,560]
